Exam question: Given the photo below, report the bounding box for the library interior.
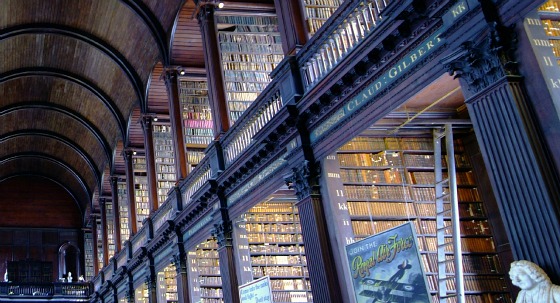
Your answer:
[1,0,560,302]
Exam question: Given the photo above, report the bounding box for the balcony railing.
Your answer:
[0,282,91,300]
[299,0,392,90]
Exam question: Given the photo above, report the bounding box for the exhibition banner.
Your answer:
[239,276,273,303]
[346,222,431,303]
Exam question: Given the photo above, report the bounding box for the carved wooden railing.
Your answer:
[298,0,393,90]
[182,156,212,205]
[0,282,91,299]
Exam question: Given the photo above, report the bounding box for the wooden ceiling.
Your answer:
[0,0,219,223]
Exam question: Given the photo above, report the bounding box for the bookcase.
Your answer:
[153,123,177,206]
[188,238,223,303]
[117,181,130,245]
[301,0,343,36]
[95,216,104,272]
[132,155,150,229]
[157,264,178,303]
[7,260,52,283]
[135,283,149,303]
[84,231,94,280]
[235,200,313,303]
[216,13,283,125]
[327,135,510,302]
[539,1,560,65]
[105,201,116,258]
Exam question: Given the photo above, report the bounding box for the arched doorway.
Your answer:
[58,242,80,282]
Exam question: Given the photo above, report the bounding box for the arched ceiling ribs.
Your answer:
[0,174,86,216]
[0,24,146,110]
[0,153,91,206]
[1,130,101,185]
[0,102,112,169]
[0,67,127,143]
[119,0,170,67]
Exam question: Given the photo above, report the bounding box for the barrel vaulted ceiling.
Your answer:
[0,0,212,223]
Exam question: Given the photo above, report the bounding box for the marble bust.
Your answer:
[509,260,560,303]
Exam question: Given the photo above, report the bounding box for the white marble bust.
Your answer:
[510,260,560,303]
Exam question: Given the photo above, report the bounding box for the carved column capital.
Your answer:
[212,220,233,248]
[443,23,518,94]
[284,160,321,200]
[140,114,155,130]
[144,273,156,289]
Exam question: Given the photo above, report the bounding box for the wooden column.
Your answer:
[99,199,109,268]
[110,176,122,252]
[214,217,240,303]
[145,269,158,303]
[445,25,560,281]
[123,149,138,235]
[172,243,190,303]
[141,115,159,213]
[164,69,189,180]
[274,0,308,55]
[285,160,343,303]
[197,3,230,137]
[92,216,100,275]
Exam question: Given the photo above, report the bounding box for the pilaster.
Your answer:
[111,176,122,252]
[141,115,159,213]
[197,2,230,136]
[100,198,109,268]
[284,160,343,303]
[163,69,189,180]
[444,24,560,281]
[171,246,190,303]
[273,0,308,55]
[145,269,158,303]
[123,149,138,235]
[213,218,240,303]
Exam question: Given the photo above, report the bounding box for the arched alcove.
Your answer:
[58,242,80,281]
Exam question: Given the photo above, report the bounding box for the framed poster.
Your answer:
[239,276,273,303]
[346,222,431,303]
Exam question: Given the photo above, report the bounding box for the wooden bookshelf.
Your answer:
[135,283,149,303]
[539,1,560,65]
[132,155,149,229]
[179,78,214,149]
[84,231,94,280]
[95,217,104,272]
[105,201,116,258]
[153,123,177,206]
[188,238,223,303]
[157,264,178,303]
[235,200,313,303]
[302,0,343,36]
[327,135,511,302]
[216,13,283,125]
[117,181,130,245]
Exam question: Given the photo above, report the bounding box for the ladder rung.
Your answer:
[437,209,452,216]
[438,258,454,264]
[440,294,458,299]
[438,242,454,249]
[436,193,451,199]
[437,225,453,232]
[436,179,449,185]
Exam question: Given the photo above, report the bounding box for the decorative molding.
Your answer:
[212,220,233,248]
[443,23,518,94]
[285,160,320,200]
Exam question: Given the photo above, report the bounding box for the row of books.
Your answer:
[244,223,302,233]
[249,244,305,254]
[423,237,495,253]
[197,258,220,267]
[185,136,213,145]
[181,96,209,105]
[225,80,270,92]
[339,136,465,152]
[183,111,212,121]
[348,201,415,217]
[156,172,176,180]
[153,125,172,133]
[227,93,259,103]
[338,151,403,167]
[272,291,312,303]
[179,80,208,89]
[252,265,307,277]
[216,15,279,27]
[270,279,310,291]
[425,254,500,274]
[187,150,205,164]
[251,255,305,265]
[199,287,222,298]
[184,119,213,130]
[305,6,338,19]
[184,128,213,136]
[218,32,282,44]
[343,184,412,200]
[199,276,222,286]
[222,53,283,64]
[219,41,283,54]
[340,168,403,184]
[224,70,271,82]
[247,233,303,243]
[244,213,299,221]
[303,0,342,7]
[409,171,476,185]
[155,156,174,164]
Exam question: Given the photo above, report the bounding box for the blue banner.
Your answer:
[346,222,431,303]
